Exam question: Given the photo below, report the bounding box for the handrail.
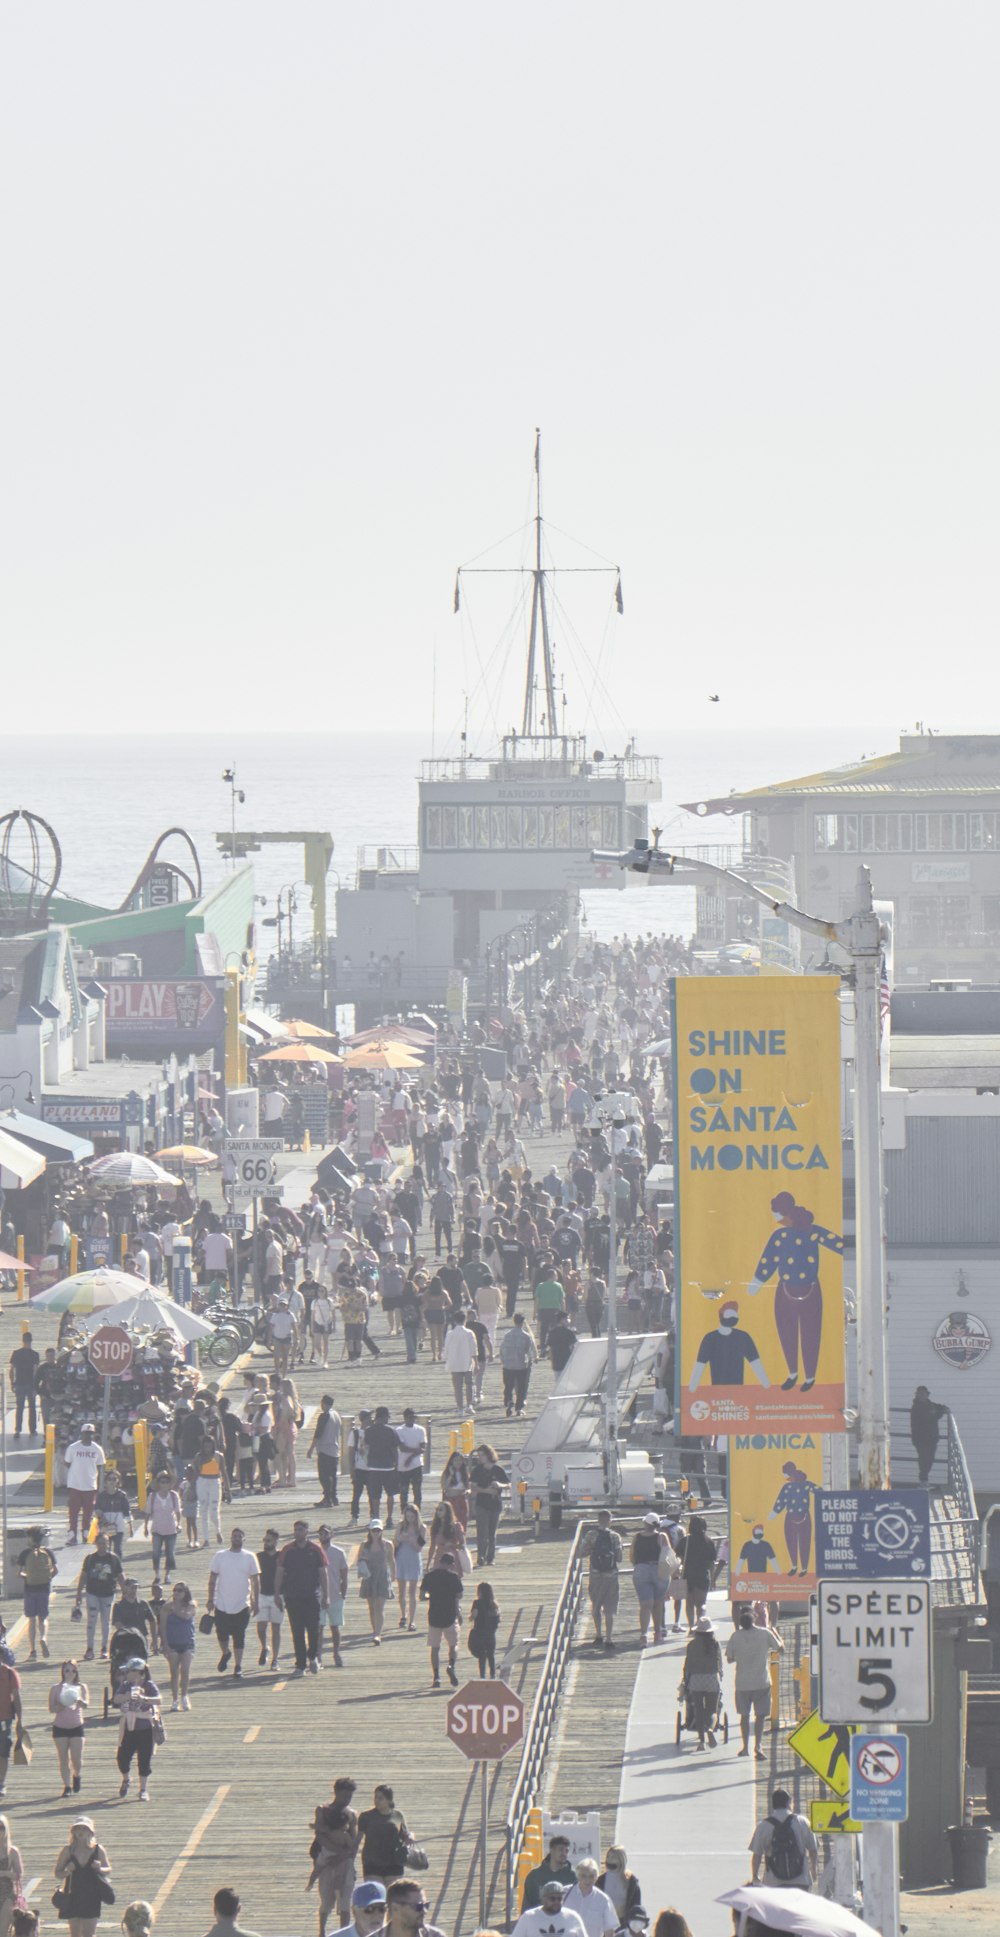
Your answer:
[505,1523,585,1925]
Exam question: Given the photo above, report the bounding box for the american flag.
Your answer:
[879,951,891,1036]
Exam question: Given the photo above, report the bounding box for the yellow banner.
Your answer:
[672,976,845,1435]
[729,1433,824,1603]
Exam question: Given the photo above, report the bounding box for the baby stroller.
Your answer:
[675,1682,729,1748]
[104,1626,148,1719]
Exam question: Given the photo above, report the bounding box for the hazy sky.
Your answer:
[3,4,998,744]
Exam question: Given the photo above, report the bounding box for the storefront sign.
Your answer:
[671,976,845,1434]
[729,1433,824,1602]
[42,1099,125,1127]
[105,979,224,1044]
[932,1310,991,1370]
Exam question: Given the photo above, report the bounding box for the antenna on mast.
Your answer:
[522,429,557,738]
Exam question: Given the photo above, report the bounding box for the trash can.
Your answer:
[947,1824,993,1889]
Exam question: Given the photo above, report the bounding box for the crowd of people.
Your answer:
[0,928,836,1937]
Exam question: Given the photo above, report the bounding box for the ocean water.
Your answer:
[0,723,899,947]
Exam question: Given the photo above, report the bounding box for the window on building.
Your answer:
[970,813,1000,851]
[908,895,971,944]
[982,896,1000,939]
[914,812,968,852]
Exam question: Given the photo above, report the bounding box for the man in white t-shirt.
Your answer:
[262,1087,287,1132]
[207,1528,260,1679]
[202,1228,233,1284]
[65,1424,106,1543]
[395,1408,427,1512]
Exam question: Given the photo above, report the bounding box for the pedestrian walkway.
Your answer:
[614,1592,756,1932]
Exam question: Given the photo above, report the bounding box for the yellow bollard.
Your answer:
[119,1233,128,1266]
[44,1423,56,1512]
[15,1236,26,1303]
[303,1129,311,1153]
[69,1232,79,1275]
[794,1656,811,1720]
[524,1806,543,1855]
[133,1420,148,1510]
[516,1852,534,1911]
[460,1418,475,1455]
[769,1651,781,1725]
[448,1428,458,1457]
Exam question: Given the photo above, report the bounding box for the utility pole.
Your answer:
[589,1095,629,1505]
[594,837,897,1936]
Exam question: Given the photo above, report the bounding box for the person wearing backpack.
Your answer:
[749,1787,818,1890]
[582,1510,623,1649]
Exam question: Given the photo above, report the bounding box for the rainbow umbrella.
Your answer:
[31,1268,155,1314]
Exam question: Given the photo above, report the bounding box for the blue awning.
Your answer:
[0,1109,95,1164]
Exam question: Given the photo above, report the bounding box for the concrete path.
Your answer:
[614,1591,757,1932]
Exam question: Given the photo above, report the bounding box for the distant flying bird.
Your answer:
[708,693,720,702]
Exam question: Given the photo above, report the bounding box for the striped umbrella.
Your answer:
[31,1268,155,1313]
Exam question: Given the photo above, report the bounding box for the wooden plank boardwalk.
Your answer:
[2,1120,647,1936]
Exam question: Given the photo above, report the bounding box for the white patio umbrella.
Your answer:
[85,1153,183,1189]
[77,1290,215,1344]
[717,1885,881,1937]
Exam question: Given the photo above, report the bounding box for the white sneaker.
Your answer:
[181,1696,192,1711]
[170,1700,180,1712]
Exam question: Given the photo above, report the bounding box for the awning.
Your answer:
[0,1108,95,1164]
[0,1128,46,1188]
[242,1008,290,1042]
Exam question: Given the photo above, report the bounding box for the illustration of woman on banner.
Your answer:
[747,1191,844,1392]
[768,1458,820,1575]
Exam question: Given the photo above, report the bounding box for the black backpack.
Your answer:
[590,1528,617,1575]
[766,1814,801,1881]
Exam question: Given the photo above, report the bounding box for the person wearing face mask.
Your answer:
[596,1849,642,1927]
[688,1303,769,1392]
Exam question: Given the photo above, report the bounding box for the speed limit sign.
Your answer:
[818,1580,932,1723]
[223,1139,281,1208]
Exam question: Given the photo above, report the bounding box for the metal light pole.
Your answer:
[594,838,896,1935]
[590,1101,624,1504]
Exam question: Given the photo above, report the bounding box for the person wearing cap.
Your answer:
[201,1885,261,1937]
[521,1837,577,1911]
[679,1616,724,1750]
[329,1880,386,1937]
[356,1523,394,1647]
[512,1878,587,1937]
[63,1425,106,1546]
[726,1609,784,1759]
[276,1521,328,1676]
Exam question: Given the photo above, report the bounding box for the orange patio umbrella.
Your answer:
[257,1042,342,1065]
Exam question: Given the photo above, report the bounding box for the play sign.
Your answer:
[445,1680,524,1761]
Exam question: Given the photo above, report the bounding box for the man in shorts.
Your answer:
[318,1527,349,1668]
[581,1510,623,1649]
[419,1551,464,1690]
[726,1608,783,1758]
[255,1527,283,1670]
[207,1527,260,1680]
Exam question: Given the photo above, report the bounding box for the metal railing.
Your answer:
[505,1523,585,1924]
[889,1406,981,1606]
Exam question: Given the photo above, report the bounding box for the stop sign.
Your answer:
[445,1679,525,1761]
[88,1326,135,1379]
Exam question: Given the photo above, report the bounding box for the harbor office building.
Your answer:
[686,732,1000,985]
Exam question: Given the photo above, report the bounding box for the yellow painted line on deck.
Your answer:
[272,1680,288,1693]
[151,1782,231,1918]
[243,1725,260,1743]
